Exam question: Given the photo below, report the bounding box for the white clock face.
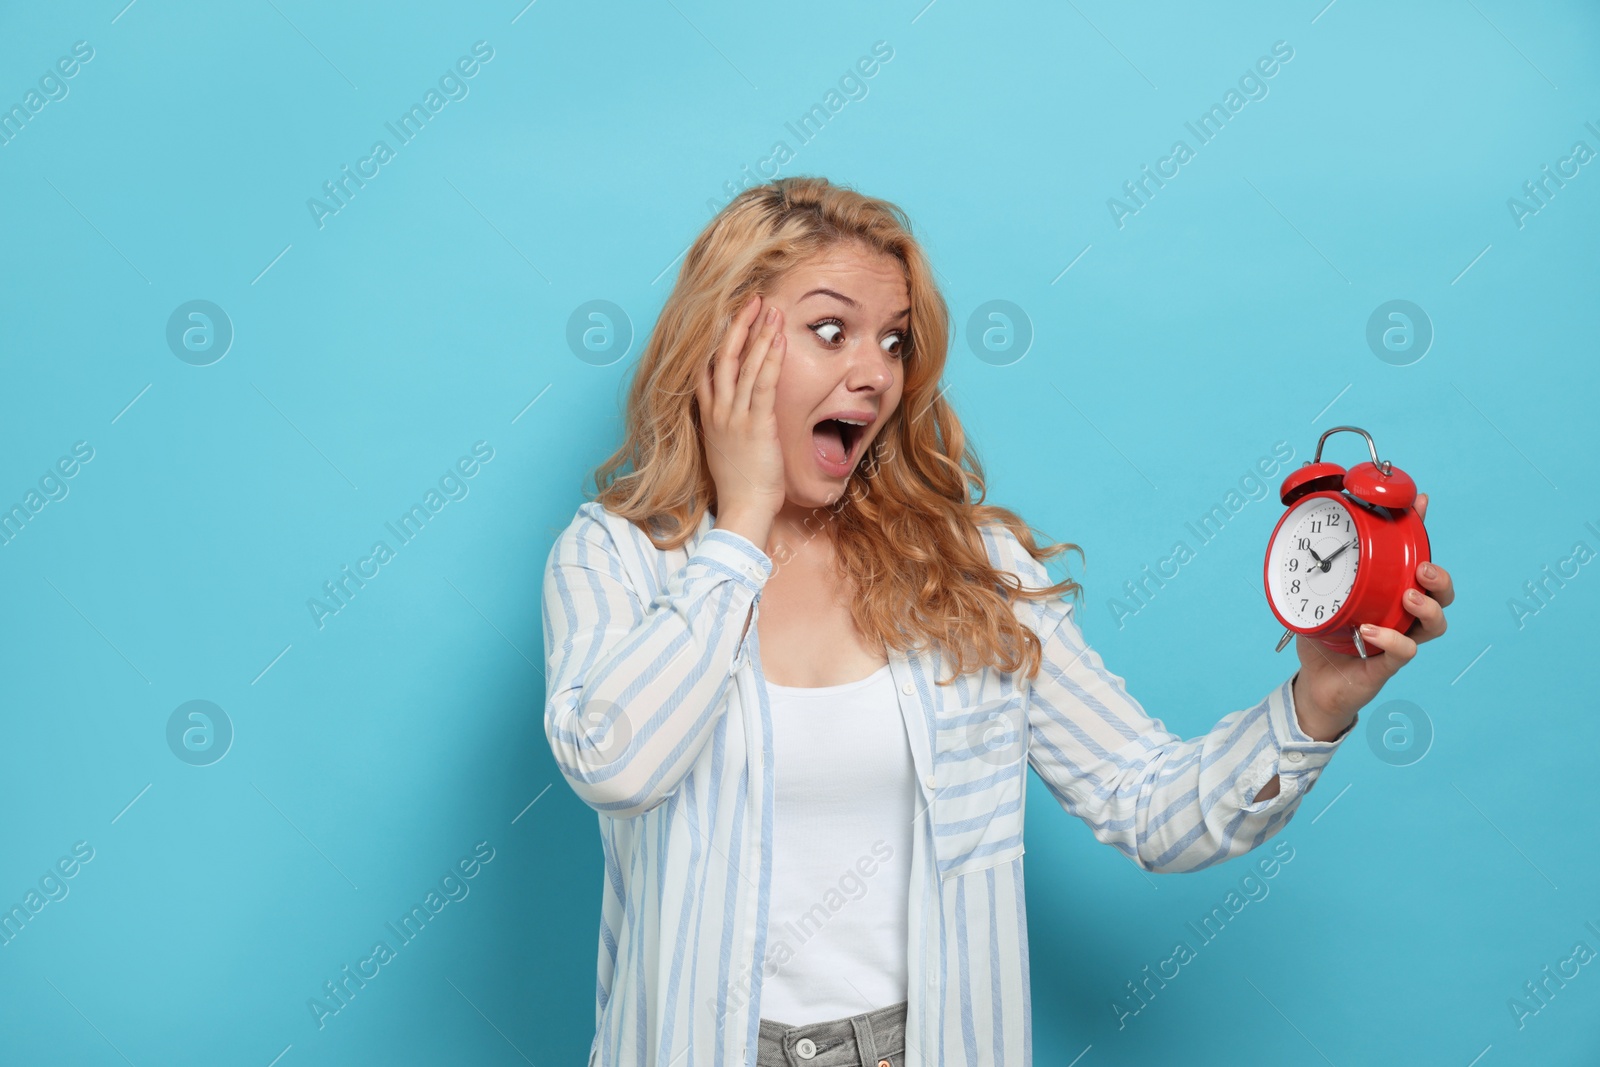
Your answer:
[1269,496,1359,629]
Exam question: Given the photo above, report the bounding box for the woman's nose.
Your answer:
[846,344,895,391]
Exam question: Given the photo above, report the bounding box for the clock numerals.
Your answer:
[1274,499,1359,629]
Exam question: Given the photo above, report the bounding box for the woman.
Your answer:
[542,177,1453,1067]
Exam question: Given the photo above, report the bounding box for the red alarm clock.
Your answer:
[1264,426,1431,659]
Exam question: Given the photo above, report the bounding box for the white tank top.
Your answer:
[757,662,915,1026]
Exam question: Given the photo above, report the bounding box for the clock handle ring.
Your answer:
[1313,425,1391,476]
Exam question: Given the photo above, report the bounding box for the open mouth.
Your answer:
[811,414,873,475]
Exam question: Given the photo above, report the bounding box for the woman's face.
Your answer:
[764,241,909,511]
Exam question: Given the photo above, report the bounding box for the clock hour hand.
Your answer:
[1306,546,1325,566]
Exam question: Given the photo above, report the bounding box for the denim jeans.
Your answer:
[755,999,908,1067]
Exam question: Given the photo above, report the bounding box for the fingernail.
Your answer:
[1421,563,1436,579]
[1406,589,1421,604]
[1360,624,1377,635]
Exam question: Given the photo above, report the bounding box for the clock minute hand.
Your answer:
[1319,539,1355,569]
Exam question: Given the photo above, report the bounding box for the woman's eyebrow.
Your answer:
[800,287,858,306]
[799,287,911,319]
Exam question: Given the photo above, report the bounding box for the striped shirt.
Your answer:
[541,500,1354,1067]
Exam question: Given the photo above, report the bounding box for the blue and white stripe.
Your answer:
[542,500,1352,1066]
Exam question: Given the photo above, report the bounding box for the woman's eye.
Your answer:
[882,331,909,358]
[809,319,843,344]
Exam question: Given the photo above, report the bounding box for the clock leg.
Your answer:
[1350,625,1369,660]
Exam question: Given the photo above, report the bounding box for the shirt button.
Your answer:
[1286,751,1304,764]
[902,682,915,696]
[795,1037,817,1059]
[924,773,937,790]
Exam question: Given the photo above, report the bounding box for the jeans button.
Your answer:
[795,1037,817,1059]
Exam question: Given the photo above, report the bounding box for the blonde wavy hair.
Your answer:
[592,176,1082,683]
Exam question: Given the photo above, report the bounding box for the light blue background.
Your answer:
[1,1,1596,1064]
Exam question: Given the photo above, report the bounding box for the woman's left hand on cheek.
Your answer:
[1292,492,1455,729]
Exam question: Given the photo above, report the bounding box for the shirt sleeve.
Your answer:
[541,505,772,818]
[1024,596,1354,872]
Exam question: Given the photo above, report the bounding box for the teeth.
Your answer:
[836,418,867,425]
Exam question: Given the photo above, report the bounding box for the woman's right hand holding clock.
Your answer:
[694,293,787,551]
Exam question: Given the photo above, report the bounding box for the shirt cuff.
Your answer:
[1238,675,1353,812]
[1279,672,1358,748]
[688,528,774,595]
